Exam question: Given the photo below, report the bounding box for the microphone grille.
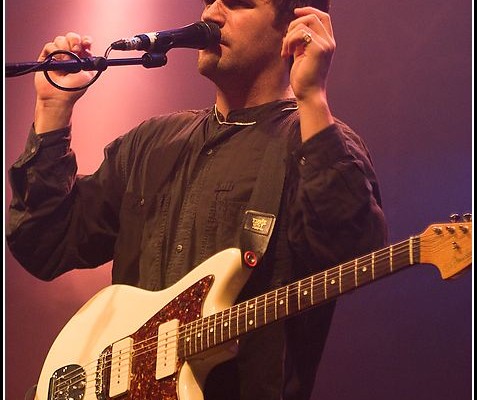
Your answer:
[201,21,221,47]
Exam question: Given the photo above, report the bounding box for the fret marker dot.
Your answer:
[209,328,214,333]
[186,338,190,342]
[249,304,254,309]
[279,300,284,305]
[249,320,254,325]
[224,322,228,327]
[362,267,367,272]
[197,333,201,338]
[303,290,308,296]
[331,279,336,285]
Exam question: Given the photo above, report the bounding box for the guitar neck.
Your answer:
[179,236,419,358]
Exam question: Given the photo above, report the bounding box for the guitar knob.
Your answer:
[462,213,472,222]
[449,213,461,222]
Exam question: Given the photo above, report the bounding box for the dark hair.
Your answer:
[272,0,331,27]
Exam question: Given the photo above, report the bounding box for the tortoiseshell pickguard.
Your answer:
[95,276,214,400]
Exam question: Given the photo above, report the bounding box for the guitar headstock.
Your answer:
[419,214,472,279]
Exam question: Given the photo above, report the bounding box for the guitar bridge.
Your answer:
[48,364,86,400]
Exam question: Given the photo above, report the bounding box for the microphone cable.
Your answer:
[41,46,112,92]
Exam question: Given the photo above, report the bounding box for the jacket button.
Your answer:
[176,244,183,253]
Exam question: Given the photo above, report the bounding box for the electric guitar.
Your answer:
[34,217,472,400]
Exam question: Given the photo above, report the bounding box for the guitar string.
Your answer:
[54,242,419,393]
[52,239,412,391]
[52,233,453,394]
[52,231,467,395]
[53,232,461,395]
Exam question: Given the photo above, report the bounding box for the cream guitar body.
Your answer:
[35,249,248,400]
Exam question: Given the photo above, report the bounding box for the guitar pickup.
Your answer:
[156,319,180,380]
[109,337,133,398]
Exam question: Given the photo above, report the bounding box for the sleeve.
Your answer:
[6,125,130,281]
[287,122,388,273]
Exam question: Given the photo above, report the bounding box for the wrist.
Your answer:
[297,92,334,142]
[34,99,74,134]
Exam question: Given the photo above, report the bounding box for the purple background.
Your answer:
[5,1,472,399]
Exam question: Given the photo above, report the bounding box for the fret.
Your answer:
[188,321,193,355]
[183,323,190,357]
[339,263,350,294]
[193,320,198,355]
[229,307,233,339]
[244,301,249,333]
[338,265,343,293]
[244,302,250,333]
[235,304,241,337]
[413,237,421,264]
[188,322,193,356]
[254,297,258,328]
[409,237,414,265]
[371,252,375,280]
[203,317,208,351]
[219,310,224,344]
[213,314,217,347]
[264,293,268,325]
[263,293,271,324]
[274,289,278,321]
[198,318,204,353]
[324,270,328,300]
[205,316,210,349]
[311,275,315,305]
[298,280,301,311]
[390,245,393,272]
[285,286,289,316]
[354,259,358,287]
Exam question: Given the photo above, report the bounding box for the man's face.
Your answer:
[197,0,286,85]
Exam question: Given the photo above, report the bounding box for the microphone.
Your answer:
[110,21,221,52]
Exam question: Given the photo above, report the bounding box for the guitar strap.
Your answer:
[239,109,298,269]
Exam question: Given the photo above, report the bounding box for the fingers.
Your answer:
[292,7,334,39]
[65,32,93,55]
[281,7,335,58]
[38,33,93,61]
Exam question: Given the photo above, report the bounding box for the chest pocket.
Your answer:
[213,182,248,248]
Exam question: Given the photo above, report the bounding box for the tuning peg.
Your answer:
[449,213,461,222]
[462,213,472,222]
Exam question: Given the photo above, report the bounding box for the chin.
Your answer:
[197,53,219,78]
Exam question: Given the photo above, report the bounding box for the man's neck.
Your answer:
[211,58,294,118]
[215,83,294,119]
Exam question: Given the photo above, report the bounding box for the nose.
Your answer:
[201,1,226,27]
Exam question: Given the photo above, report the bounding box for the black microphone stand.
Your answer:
[5,52,168,78]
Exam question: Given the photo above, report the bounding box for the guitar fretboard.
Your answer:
[178,237,420,358]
